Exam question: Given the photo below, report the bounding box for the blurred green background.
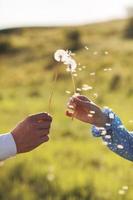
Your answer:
[0,19,133,200]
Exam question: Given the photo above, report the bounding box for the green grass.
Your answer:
[0,19,133,199]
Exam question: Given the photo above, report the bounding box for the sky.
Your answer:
[0,0,133,29]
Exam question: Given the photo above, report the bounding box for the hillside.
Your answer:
[0,19,133,200]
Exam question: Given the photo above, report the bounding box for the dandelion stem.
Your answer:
[70,71,76,121]
[70,71,76,94]
[48,70,58,113]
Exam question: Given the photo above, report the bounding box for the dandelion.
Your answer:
[53,49,77,114]
[54,49,69,62]
[65,58,77,73]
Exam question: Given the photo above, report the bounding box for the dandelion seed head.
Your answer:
[65,58,77,72]
[54,49,69,62]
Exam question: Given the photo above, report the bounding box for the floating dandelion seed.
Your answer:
[93,93,98,98]
[82,84,93,91]
[90,72,96,76]
[102,141,108,146]
[76,88,81,92]
[118,190,125,195]
[85,46,89,50]
[65,90,71,94]
[93,51,98,55]
[122,186,128,190]
[78,68,82,71]
[104,51,109,55]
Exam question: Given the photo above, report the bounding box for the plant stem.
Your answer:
[70,71,76,94]
[48,70,58,113]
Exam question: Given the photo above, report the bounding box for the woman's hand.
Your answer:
[66,95,109,127]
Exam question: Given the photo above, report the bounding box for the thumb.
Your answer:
[72,97,90,108]
[66,110,74,117]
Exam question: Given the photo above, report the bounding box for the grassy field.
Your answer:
[0,19,133,200]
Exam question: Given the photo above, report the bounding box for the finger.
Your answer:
[37,129,50,136]
[35,122,51,129]
[72,97,90,107]
[66,110,74,117]
[75,95,91,102]
[29,112,52,122]
[41,135,49,142]
[67,105,75,111]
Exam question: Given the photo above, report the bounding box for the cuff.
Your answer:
[0,133,17,161]
[92,107,123,137]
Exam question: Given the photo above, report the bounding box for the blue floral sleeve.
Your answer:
[92,108,133,162]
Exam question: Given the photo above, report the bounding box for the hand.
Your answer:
[11,113,52,153]
[66,95,109,127]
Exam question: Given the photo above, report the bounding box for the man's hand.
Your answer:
[11,113,52,153]
[66,95,109,127]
